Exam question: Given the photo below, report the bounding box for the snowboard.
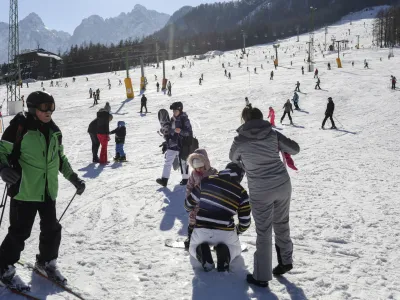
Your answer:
[158,109,171,137]
[165,238,248,252]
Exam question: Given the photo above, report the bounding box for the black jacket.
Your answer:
[141,96,147,105]
[325,100,335,115]
[87,119,97,134]
[97,109,111,134]
[110,126,126,144]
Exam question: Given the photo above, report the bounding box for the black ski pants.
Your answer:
[90,133,100,160]
[315,83,321,89]
[322,114,336,128]
[281,111,292,123]
[140,104,148,113]
[295,86,300,92]
[0,197,62,268]
[294,102,300,110]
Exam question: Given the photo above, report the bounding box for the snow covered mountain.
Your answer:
[0,13,71,64]
[69,4,170,47]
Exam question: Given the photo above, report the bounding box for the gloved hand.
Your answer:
[159,142,167,154]
[70,175,86,195]
[0,167,20,185]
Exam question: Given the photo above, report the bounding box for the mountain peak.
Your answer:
[133,4,147,11]
[21,12,45,27]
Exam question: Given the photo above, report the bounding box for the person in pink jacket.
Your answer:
[268,107,275,127]
[184,148,218,249]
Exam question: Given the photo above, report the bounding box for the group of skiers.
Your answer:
[89,88,101,105]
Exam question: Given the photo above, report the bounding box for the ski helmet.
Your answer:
[225,162,245,183]
[26,91,55,115]
[118,121,125,127]
[170,101,183,111]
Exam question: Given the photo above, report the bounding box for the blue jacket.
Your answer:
[166,112,192,151]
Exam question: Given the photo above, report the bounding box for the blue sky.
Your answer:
[0,0,230,34]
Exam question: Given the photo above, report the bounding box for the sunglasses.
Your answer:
[37,102,55,112]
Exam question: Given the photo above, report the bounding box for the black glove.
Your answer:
[70,175,86,195]
[159,142,167,154]
[0,167,20,185]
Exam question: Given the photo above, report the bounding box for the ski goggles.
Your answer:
[37,102,55,112]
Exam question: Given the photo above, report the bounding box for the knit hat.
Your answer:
[192,158,205,169]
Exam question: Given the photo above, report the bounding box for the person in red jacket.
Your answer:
[267,107,275,127]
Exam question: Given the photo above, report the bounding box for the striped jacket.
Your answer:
[184,170,251,233]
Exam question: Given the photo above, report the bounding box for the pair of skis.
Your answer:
[0,261,86,300]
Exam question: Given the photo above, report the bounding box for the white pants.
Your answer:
[189,228,242,263]
[162,149,189,179]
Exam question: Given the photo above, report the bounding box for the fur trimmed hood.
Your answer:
[187,148,211,170]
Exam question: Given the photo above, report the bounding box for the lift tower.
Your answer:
[7,0,21,104]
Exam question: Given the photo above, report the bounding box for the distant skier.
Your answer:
[224,69,227,76]
[50,81,54,87]
[322,97,337,129]
[281,99,293,125]
[295,81,300,92]
[119,79,122,86]
[352,61,354,67]
[140,94,148,113]
[270,71,274,80]
[167,81,172,96]
[364,61,369,69]
[155,75,157,81]
[89,88,93,98]
[245,97,251,108]
[41,82,43,88]
[180,71,183,78]
[391,76,397,90]
[315,77,321,90]
[199,78,202,85]
[104,102,111,113]
[301,66,304,75]
[314,68,319,78]
[267,107,275,127]
[201,73,204,80]
[292,92,300,110]
[110,121,127,162]
[185,163,250,272]
[228,72,231,79]
[96,89,100,100]
[328,63,331,70]
[156,82,160,92]
[65,83,68,88]
[254,67,257,74]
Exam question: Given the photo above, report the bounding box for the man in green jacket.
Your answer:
[0,91,85,284]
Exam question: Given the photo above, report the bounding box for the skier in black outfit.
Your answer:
[281,100,293,125]
[156,82,160,92]
[140,94,148,113]
[88,118,100,162]
[295,81,300,92]
[270,71,274,80]
[301,66,304,75]
[315,77,321,90]
[322,97,337,129]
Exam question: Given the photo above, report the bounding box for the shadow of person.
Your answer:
[78,163,105,178]
[191,255,261,300]
[275,276,308,300]
[159,185,188,235]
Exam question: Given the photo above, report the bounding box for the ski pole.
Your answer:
[334,116,344,128]
[0,186,8,229]
[58,192,77,222]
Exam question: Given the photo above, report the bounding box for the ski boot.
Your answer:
[156,177,168,187]
[113,153,120,161]
[35,255,67,284]
[196,243,214,272]
[119,156,127,162]
[0,265,16,283]
[180,179,188,185]
[215,243,230,272]
[246,274,269,287]
[92,157,99,163]
[331,126,337,130]
[272,263,293,276]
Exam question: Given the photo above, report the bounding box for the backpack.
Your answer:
[179,136,199,161]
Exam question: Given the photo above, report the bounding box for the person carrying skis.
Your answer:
[183,149,218,249]
[295,81,300,92]
[270,71,274,80]
[88,117,100,162]
[156,102,192,187]
[281,100,293,125]
[0,91,85,284]
[229,106,300,287]
[140,94,148,114]
[292,92,300,110]
[96,106,113,164]
[322,97,337,129]
[110,121,127,161]
[185,163,250,272]
[315,77,321,90]
[267,107,275,127]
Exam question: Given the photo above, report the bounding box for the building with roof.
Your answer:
[17,48,63,80]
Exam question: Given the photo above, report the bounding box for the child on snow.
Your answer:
[268,107,275,126]
[184,149,218,249]
[110,121,126,161]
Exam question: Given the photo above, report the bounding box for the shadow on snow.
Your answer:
[78,163,105,178]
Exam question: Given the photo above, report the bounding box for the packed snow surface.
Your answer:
[0,6,399,300]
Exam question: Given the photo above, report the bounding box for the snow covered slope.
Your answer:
[0,6,399,300]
